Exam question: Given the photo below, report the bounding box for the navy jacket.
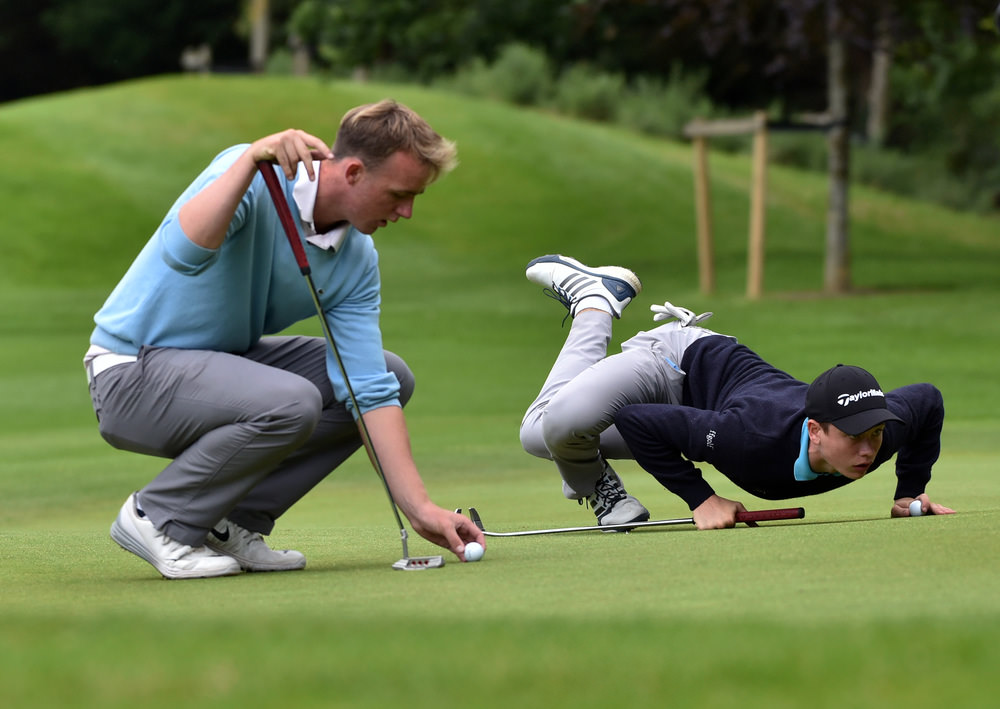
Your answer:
[615,336,944,510]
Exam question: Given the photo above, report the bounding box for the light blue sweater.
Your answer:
[90,145,400,415]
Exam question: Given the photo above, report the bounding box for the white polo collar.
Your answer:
[292,161,348,251]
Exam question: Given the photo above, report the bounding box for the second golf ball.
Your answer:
[909,500,923,517]
[464,542,484,562]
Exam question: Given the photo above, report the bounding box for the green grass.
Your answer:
[1,75,998,707]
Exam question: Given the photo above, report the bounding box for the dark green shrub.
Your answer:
[617,70,716,139]
[487,43,553,106]
[553,64,625,122]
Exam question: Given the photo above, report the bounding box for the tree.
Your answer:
[825,0,850,293]
[866,5,893,146]
[248,0,271,72]
[290,0,470,80]
[0,0,244,102]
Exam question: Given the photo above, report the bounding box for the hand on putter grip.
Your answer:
[253,129,332,180]
[650,301,713,326]
[692,494,747,530]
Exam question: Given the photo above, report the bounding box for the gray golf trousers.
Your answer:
[87,336,413,546]
[519,311,726,499]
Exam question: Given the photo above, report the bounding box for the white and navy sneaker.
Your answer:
[206,519,306,572]
[526,255,641,319]
[586,463,650,528]
[110,493,242,579]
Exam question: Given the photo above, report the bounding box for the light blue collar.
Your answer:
[794,418,840,481]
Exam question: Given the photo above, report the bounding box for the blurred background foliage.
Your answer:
[2,0,999,212]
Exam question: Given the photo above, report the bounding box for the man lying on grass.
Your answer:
[519,254,954,530]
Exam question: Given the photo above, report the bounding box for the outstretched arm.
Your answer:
[361,405,486,561]
[615,403,723,510]
[886,384,950,518]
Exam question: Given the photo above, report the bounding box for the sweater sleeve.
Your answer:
[158,144,251,274]
[615,403,735,510]
[886,383,945,500]
[322,255,398,415]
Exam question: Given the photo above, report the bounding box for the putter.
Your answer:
[463,506,804,537]
[257,161,444,571]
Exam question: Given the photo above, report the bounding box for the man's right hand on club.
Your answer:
[251,129,333,181]
[692,494,747,530]
[179,129,332,250]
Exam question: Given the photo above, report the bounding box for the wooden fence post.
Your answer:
[746,111,768,300]
[684,114,768,299]
[692,134,715,295]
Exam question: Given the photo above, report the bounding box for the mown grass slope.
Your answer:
[1,75,998,708]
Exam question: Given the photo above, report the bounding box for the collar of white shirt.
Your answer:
[292,161,348,251]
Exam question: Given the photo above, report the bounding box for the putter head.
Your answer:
[392,555,445,571]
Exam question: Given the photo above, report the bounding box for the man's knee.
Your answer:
[281,380,325,432]
[385,351,414,406]
[519,415,551,459]
[539,412,584,453]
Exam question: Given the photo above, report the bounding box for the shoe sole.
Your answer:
[111,507,242,580]
[526,255,642,301]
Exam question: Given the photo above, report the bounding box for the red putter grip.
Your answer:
[735,507,805,525]
[257,161,311,275]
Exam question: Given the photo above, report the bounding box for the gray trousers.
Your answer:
[519,311,724,498]
[88,336,413,546]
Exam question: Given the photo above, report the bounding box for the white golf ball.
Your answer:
[909,500,923,517]
[464,542,484,562]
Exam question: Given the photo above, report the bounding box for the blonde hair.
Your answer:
[333,99,457,182]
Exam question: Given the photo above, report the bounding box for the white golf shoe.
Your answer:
[526,254,641,319]
[110,494,242,579]
[206,519,306,572]
[586,463,650,528]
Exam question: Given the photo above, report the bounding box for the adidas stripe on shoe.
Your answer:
[526,254,641,319]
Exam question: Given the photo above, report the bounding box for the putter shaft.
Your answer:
[257,161,442,570]
[467,506,804,537]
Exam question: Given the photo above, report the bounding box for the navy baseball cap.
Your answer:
[804,364,904,435]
